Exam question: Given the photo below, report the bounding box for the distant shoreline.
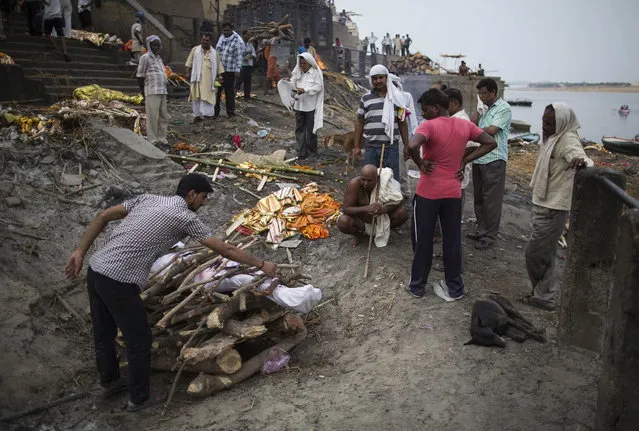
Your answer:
[509,86,639,93]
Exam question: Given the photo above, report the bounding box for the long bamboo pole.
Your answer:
[224,160,324,177]
[167,155,299,181]
[363,143,386,278]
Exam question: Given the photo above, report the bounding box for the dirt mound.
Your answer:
[0,95,601,430]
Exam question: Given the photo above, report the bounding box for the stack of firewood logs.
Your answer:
[390,53,434,75]
[141,238,308,398]
[246,15,295,41]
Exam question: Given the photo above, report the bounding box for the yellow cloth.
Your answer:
[73,84,143,104]
[185,47,224,105]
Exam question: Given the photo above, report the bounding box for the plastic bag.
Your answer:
[261,346,291,375]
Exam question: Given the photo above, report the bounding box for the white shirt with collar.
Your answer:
[291,68,323,112]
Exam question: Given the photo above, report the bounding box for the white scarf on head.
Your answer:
[389,73,417,135]
[146,35,161,59]
[279,52,325,133]
[190,45,218,91]
[530,103,584,200]
[369,65,408,143]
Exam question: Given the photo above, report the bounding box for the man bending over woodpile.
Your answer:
[64,174,277,412]
[337,164,408,247]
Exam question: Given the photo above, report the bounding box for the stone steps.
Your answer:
[2,17,138,101]
[25,67,134,79]
[31,75,138,89]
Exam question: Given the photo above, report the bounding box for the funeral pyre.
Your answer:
[142,238,321,400]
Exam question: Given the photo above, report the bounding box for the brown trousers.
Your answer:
[525,205,569,305]
[472,160,506,242]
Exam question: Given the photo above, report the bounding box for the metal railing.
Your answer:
[597,175,639,209]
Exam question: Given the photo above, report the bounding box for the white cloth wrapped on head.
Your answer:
[368,65,409,143]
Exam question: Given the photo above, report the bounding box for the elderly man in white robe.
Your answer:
[522,103,593,311]
[186,33,225,123]
[281,53,324,160]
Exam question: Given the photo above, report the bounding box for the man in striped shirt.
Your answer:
[353,66,409,181]
[469,78,512,250]
[64,174,277,412]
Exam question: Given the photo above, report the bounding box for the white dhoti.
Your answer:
[192,100,215,117]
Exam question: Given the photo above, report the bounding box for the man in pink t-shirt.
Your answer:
[406,89,496,301]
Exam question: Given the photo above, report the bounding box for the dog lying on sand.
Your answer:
[465,294,546,348]
[323,131,365,170]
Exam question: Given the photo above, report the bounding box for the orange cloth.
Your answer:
[267,56,280,81]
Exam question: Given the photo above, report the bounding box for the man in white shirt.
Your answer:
[78,0,94,32]
[444,88,479,210]
[42,0,70,61]
[130,12,145,64]
[290,53,324,159]
[369,32,378,54]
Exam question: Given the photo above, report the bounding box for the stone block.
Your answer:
[4,196,23,207]
[559,168,626,352]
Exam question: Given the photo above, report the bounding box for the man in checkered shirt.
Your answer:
[64,174,277,412]
[215,22,244,118]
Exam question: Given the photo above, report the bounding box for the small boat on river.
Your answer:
[618,105,630,116]
[601,136,639,156]
[508,133,540,145]
[507,99,533,107]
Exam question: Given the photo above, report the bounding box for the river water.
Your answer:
[504,89,639,142]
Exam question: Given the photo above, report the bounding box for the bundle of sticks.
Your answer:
[390,52,435,75]
[141,237,309,399]
[246,15,295,41]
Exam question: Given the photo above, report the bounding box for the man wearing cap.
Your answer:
[64,174,278,412]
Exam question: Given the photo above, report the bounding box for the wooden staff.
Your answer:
[363,142,386,278]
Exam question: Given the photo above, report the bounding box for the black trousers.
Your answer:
[295,110,317,157]
[215,71,237,116]
[24,1,42,36]
[87,267,151,405]
[408,195,464,297]
[235,65,253,99]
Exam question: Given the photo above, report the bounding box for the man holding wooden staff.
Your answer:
[353,64,410,183]
[64,174,277,412]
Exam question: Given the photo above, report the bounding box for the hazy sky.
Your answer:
[335,0,639,83]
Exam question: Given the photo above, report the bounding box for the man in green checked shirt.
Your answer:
[469,78,512,250]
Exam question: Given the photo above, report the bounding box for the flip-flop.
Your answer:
[519,295,556,312]
[101,379,128,400]
[122,391,167,412]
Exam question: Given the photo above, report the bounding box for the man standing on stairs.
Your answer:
[53,0,72,38]
[130,11,145,65]
[78,0,94,32]
[42,0,71,62]
[185,33,224,123]
[214,22,243,118]
[137,35,169,147]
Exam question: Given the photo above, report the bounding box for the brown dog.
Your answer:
[323,131,365,172]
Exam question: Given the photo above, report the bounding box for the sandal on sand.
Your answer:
[122,391,167,412]
[101,379,128,399]
[520,295,556,311]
